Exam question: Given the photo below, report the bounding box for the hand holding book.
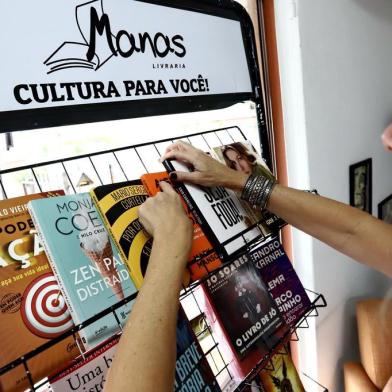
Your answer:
[160,140,248,190]
[161,143,392,279]
[138,180,193,264]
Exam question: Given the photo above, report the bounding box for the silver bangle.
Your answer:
[241,175,277,210]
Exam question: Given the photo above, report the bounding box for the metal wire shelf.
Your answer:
[0,127,326,391]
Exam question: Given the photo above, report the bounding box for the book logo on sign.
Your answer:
[44,0,186,74]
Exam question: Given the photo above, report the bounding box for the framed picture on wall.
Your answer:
[378,195,392,224]
[349,158,372,213]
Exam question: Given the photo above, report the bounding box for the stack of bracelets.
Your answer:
[241,174,277,210]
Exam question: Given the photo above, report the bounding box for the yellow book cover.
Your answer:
[90,181,153,289]
[258,351,305,391]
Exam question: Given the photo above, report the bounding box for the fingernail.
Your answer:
[170,172,177,180]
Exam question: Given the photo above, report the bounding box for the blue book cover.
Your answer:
[175,307,221,391]
[28,193,136,350]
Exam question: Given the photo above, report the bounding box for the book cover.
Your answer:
[175,306,221,391]
[241,377,265,392]
[204,255,288,358]
[51,307,220,391]
[201,284,274,380]
[0,191,79,392]
[163,159,263,258]
[50,338,119,391]
[28,193,136,350]
[249,239,311,327]
[258,351,305,392]
[210,141,286,233]
[141,172,222,281]
[90,181,153,289]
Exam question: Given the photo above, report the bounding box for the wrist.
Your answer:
[241,174,277,210]
[153,225,192,261]
[226,171,248,191]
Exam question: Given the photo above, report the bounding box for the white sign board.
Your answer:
[0,0,252,112]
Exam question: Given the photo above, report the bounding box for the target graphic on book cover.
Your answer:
[20,273,74,339]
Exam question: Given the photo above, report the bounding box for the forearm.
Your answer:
[104,237,187,391]
[267,185,392,277]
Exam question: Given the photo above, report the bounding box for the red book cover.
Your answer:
[201,284,270,379]
[0,191,79,392]
[141,172,222,281]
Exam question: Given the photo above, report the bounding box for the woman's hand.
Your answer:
[138,181,193,262]
[160,141,248,190]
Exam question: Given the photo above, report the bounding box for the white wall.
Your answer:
[274,0,392,390]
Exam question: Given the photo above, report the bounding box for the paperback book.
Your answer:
[241,378,265,392]
[175,307,221,391]
[257,350,305,392]
[163,159,263,258]
[249,239,311,326]
[28,193,136,350]
[51,307,221,391]
[90,181,153,289]
[201,283,270,379]
[204,255,288,358]
[141,172,222,280]
[210,141,285,233]
[0,191,79,392]
[50,338,119,392]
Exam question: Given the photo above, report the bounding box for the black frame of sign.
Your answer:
[0,0,272,168]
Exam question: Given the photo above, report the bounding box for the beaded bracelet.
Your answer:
[241,174,277,210]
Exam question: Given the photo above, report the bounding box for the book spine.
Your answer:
[163,159,225,259]
[28,204,80,326]
[89,192,138,284]
[140,177,153,197]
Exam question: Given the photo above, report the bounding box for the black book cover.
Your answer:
[204,254,289,358]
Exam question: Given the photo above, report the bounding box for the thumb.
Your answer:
[170,170,202,185]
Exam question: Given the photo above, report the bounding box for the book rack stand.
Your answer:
[0,128,327,391]
[0,0,328,389]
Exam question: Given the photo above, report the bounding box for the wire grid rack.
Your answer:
[0,127,246,392]
[0,126,248,199]
[234,289,328,392]
[0,126,327,391]
[0,126,282,285]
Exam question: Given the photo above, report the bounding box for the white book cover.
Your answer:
[50,339,118,391]
[210,140,286,233]
[164,159,262,257]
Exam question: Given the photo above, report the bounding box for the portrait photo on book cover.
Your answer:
[211,141,281,235]
[212,141,273,179]
[206,259,284,357]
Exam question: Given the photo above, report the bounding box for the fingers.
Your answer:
[161,149,195,165]
[160,141,201,163]
[158,180,176,194]
[170,170,202,184]
[138,201,153,235]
